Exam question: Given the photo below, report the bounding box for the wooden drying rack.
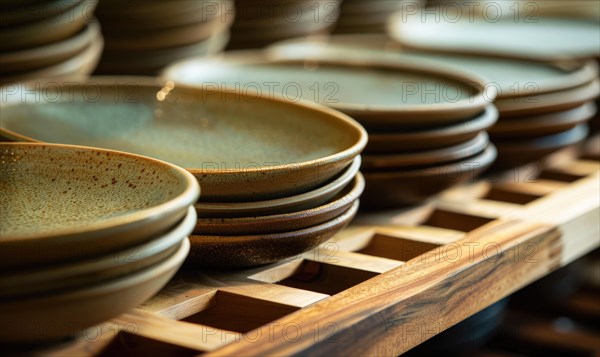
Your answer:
[20,136,600,357]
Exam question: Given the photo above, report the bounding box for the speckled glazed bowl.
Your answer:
[0,238,190,343]
[194,173,364,235]
[187,200,359,267]
[0,207,196,299]
[0,143,200,269]
[0,77,367,202]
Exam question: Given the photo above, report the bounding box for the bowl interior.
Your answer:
[0,79,361,171]
[0,143,189,240]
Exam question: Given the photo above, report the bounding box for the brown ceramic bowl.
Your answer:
[187,201,359,267]
[490,101,596,138]
[362,132,489,170]
[0,207,196,299]
[194,173,364,235]
[0,77,366,202]
[162,51,493,130]
[195,156,361,218]
[0,22,100,74]
[0,0,97,52]
[0,238,190,343]
[493,124,589,169]
[365,105,497,154]
[0,143,200,269]
[361,145,497,209]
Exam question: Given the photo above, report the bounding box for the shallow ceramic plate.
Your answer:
[162,52,492,130]
[0,206,196,299]
[490,102,597,138]
[0,22,99,74]
[494,125,589,169]
[0,33,104,84]
[0,77,366,201]
[362,145,497,208]
[0,143,199,269]
[365,106,497,154]
[0,0,97,52]
[362,132,489,170]
[389,11,600,61]
[495,80,600,117]
[267,35,600,99]
[187,201,358,267]
[195,173,363,235]
[195,156,361,218]
[0,238,189,343]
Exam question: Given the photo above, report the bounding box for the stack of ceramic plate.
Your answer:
[0,77,366,268]
[161,51,497,209]
[94,0,234,75]
[334,0,424,34]
[0,143,199,343]
[227,0,341,50]
[0,0,102,84]
[389,9,600,168]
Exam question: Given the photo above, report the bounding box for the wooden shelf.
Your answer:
[16,136,600,357]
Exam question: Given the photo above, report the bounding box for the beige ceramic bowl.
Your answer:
[187,201,358,267]
[362,145,497,208]
[0,143,200,269]
[362,132,489,170]
[0,238,190,343]
[0,77,366,202]
[194,156,361,218]
[0,207,196,299]
[195,173,364,235]
[161,51,493,130]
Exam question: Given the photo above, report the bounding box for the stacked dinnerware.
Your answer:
[227,0,341,50]
[0,143,199,343]
[334,0,424,34]
[94,0,234,75]
[0,0,102,83]
[162,51,497,209]
[0,78,366,268]
[389,7,600,168]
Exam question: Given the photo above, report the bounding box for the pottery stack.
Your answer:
[226,0,341,50]
[0,0,102,84]
[0,142,199,343]
[0,78,366,268]
[162,51,497,209]
[94,0,234,75]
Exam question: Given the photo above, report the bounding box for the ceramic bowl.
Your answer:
[161,52,493,130]
[0,33,103,84]
[362,145,497,209]
[362,132,489,170]
[490,102,597,138]
[365,105,497,154]
[0,0,97,52]
[0,77,366,201]
[496,79,600,117]
[389,11,600,61]
[0,207,196,299]
[268,35,599,99]
[187,201,358,267]
[0,22,100,74]
[0,238,190,343]
[195,156,361,218]
[494,124,589,169]
[0,143,200,269]
[195,173,364,235]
